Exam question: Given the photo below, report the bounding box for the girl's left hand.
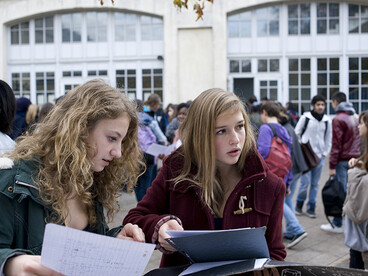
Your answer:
[116,223,145,242]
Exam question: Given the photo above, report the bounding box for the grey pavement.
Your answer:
[108,156,350,274]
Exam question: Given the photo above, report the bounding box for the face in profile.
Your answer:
[86,114,130,172]
[214,110,246,168]
[358,117,367,138]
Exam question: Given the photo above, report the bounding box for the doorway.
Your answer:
[233,78,254,104]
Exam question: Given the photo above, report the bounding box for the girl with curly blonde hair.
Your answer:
[0,79,145,275]
[124,88,286,268]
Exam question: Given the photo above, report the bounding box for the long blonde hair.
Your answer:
[10,79,143,225]
[176,88,255,216]
[357,110,368,171]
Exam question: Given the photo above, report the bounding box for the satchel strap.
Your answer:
[300,117,328,139]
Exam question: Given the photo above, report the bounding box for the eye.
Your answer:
[216,129,225,135]
[236,124,245,130]
[108,136,117,142]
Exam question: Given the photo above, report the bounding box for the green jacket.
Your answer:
[0,157,123,273]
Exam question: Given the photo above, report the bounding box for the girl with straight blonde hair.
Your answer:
[0,79,145,275]
[124,88,286,267]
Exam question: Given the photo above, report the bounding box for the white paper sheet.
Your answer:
[145,143,176,156]
[41,224,155,276]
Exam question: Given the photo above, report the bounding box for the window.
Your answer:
[260,80,278,101]
[289,58,311,115]
[256,6,279,36]
[228,11,251,38]
[141,16,163,41]
[258,59,279,72]
[10,22,29,45]
[87,12,108,42]
[64,84,79,92]
[349,57,368,114]
[229,59,251,73]
[11,73,30,98]
[317,58,340,114]
[116,69,136,100]
[35,16,54,43]
[115,13,136,41]
[62,71,82,77]
[36,72,55,105]
[142,69,163,101]
[87,70,108,76]
[61,13,82,42]
[288,4,310,35]
[349,4,368,33]
[317,3,339,34]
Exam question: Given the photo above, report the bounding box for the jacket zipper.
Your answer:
[15,180,39,191]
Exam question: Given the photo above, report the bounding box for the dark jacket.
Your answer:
[282,122,309,175]
[123,149,286,267]
[0,157,122,272]
[330,102,361,169]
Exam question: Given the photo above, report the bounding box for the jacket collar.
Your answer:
[171,149,268,194]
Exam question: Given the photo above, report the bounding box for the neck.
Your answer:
[265,117,279,124]
[217,164,241,187]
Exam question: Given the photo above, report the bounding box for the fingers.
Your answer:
[158,220,184,252]
[116,223,145,242]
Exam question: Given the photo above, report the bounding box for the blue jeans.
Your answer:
[285,172,302,211]
[134,164,157,202]
[332,160,349,227]
[283,200,305,237]
[296,158,325,211]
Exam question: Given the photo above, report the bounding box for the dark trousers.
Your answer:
[350,248,365,270]
[134,164,157,202]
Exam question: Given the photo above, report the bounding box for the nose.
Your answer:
[111,144,122,159]
[229,130,240,145]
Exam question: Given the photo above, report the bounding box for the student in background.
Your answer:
[321,92,359,233]
[165,102,190,145]
[345,110,368,270]
[124,88,286,267]
[0,79,144,275]
[10,97,32,140]
[0,80,16,155]
[294,95,331,219]
[159,103,176,135]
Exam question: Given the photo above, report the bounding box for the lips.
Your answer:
[227,148,241,157]
[102,159,111,166]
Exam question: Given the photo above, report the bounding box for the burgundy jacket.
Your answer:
[123,149,286,267]
[330,108,360,169]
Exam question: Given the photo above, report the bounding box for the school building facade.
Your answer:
[0,0,367,115]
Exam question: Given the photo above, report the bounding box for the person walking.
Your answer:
[10,97,31,140]
[294,95,332,218]
[321,92,360,233]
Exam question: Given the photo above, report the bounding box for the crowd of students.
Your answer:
[0,77,367,274]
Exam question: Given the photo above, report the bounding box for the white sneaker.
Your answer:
[320,223,343,233]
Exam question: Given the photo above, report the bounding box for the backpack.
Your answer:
[264,124,292,180]
[322,176,346,225]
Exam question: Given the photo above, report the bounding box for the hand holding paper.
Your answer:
[158,220,184,252]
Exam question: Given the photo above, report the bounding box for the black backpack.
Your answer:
[321,176,346,225]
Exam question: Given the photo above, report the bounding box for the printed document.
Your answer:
[41,224,155,276]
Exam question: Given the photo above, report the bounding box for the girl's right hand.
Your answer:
[348,158,358,168]
[4,255,63,276]
[158,220,184,252]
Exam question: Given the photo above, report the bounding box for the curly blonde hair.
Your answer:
[10,79,143,225]
[176,88,256,217]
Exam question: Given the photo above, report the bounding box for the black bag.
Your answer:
[321,176,346,225]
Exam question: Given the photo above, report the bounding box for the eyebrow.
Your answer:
[112,131,123,138]
[215,120,245,129]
